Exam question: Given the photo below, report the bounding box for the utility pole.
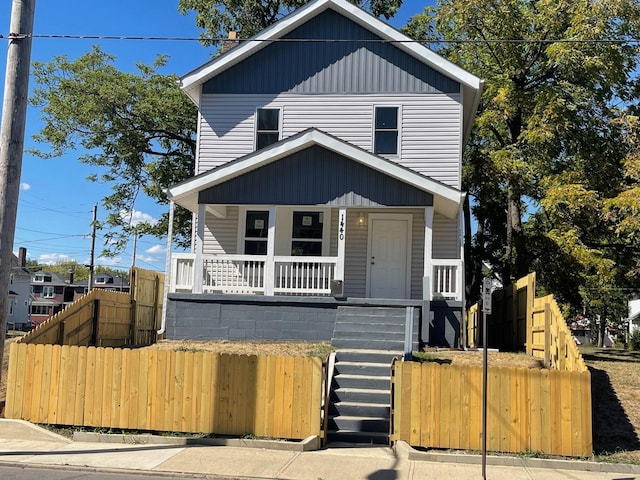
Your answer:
[87,204,97,292]
[0,0,36,379]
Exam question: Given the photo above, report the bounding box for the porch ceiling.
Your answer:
[167,128,465,218]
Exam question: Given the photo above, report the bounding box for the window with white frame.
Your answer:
[291,211,323,256]
[43,286,55,298]
[255,108,280,150]
[34,273,45,283]
[95,276,106,284]
[374,106,399,155]
[30,305,49,315]
[243,210,269,255]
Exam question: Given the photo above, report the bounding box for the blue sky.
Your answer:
[0,0,429,272]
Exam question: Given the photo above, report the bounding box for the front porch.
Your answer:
[169,253,463,301]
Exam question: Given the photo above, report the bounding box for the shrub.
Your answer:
[629,330,640,351]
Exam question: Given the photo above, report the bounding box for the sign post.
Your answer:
[481,277,492,479]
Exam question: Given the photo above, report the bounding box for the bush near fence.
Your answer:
[6,343,324,440]
[391,361,592,457]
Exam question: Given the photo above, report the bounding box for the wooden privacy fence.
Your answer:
[130,267,164,345]
[466,273,587,372]
[531,295,587,372]
[19,267,164,348]
[18,289,133,347]
[391,361,593,457]
[6,343,324,440]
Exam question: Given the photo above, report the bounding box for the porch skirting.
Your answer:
[165,294,462,348]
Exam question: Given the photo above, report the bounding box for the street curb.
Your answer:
[400,441,640,475]
[72,431,321,452]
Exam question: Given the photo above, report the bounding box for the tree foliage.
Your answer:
[178,0,403,46]
[30,47,197,255]
[404,1,640,331]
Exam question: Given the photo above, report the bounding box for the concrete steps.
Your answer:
[327,305,416,445]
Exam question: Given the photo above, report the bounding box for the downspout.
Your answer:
[158,199,175,336]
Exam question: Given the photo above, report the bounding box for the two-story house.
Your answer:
[7,247,32,331]
[164,0,483,348]
[29,270,77,327]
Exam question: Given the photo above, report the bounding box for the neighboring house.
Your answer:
[29,270,77,327]
[30,270,131,326]
[164,0,483,347]
[628,299,640,334]
[73,273,130,299]
[7,247,31,331]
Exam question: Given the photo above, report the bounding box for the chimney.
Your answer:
[18,247,27,268]
[222,31,240,53]
[66,269,74,284]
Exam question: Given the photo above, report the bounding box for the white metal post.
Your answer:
[423,207,434,301]
[264,205,276,295]
[336,208,346,281]
[193,203,205,293]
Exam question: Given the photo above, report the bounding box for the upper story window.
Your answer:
[291,212,323,256]
[244,210,269,255]
[255,108,280,150]
[374,106,399,155]
[43,286,55,298]
[34,273,45,283]
[95,276,106,284]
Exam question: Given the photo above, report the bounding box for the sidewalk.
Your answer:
[0,419,638,479]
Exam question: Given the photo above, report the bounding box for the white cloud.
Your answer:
[38,253,75,265]
[119,209,158,227]
[146,244,165,255]
[136,254,157,264]
[97,256,123,267]
[20,183,31,191]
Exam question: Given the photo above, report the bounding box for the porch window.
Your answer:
[374,106,399,155]
[244,210,269,254]
[291,211,323,256]
[256,108,280,150]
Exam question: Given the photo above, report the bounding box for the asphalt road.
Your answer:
[0,464,220,480]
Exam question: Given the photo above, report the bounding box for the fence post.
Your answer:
[544,302,551,368]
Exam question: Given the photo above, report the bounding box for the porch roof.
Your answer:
[167,128,465,218]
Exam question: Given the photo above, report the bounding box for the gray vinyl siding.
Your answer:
[197,93,462,188]
[203,9,458,96]
[198,145,433,207]
[344,210,368,298]
[203,207,240,255]
[432,213,459,258]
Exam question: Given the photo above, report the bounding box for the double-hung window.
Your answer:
[43,286,55,298]
[291,211,323,256]
[255,108,280,150]
[244,210,269,255]
[374,106,399,155]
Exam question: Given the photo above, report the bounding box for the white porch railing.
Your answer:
[274,256,337,295]
[171,254,338,296]
[431,259,464,301]
[172,254,463,300]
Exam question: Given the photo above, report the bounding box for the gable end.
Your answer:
[203,9,459,95]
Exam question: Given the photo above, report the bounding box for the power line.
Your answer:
[2,33,640,45]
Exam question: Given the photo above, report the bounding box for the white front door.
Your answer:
[367,214,412,299]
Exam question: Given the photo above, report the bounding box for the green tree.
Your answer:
[178,0,403,46]
[404,0,640,314]
[30,47,197,255]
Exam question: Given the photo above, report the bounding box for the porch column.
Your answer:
[193,203,205,294]
[264,205,276,295]
[336,208,346,282]
[423,206,434,301]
